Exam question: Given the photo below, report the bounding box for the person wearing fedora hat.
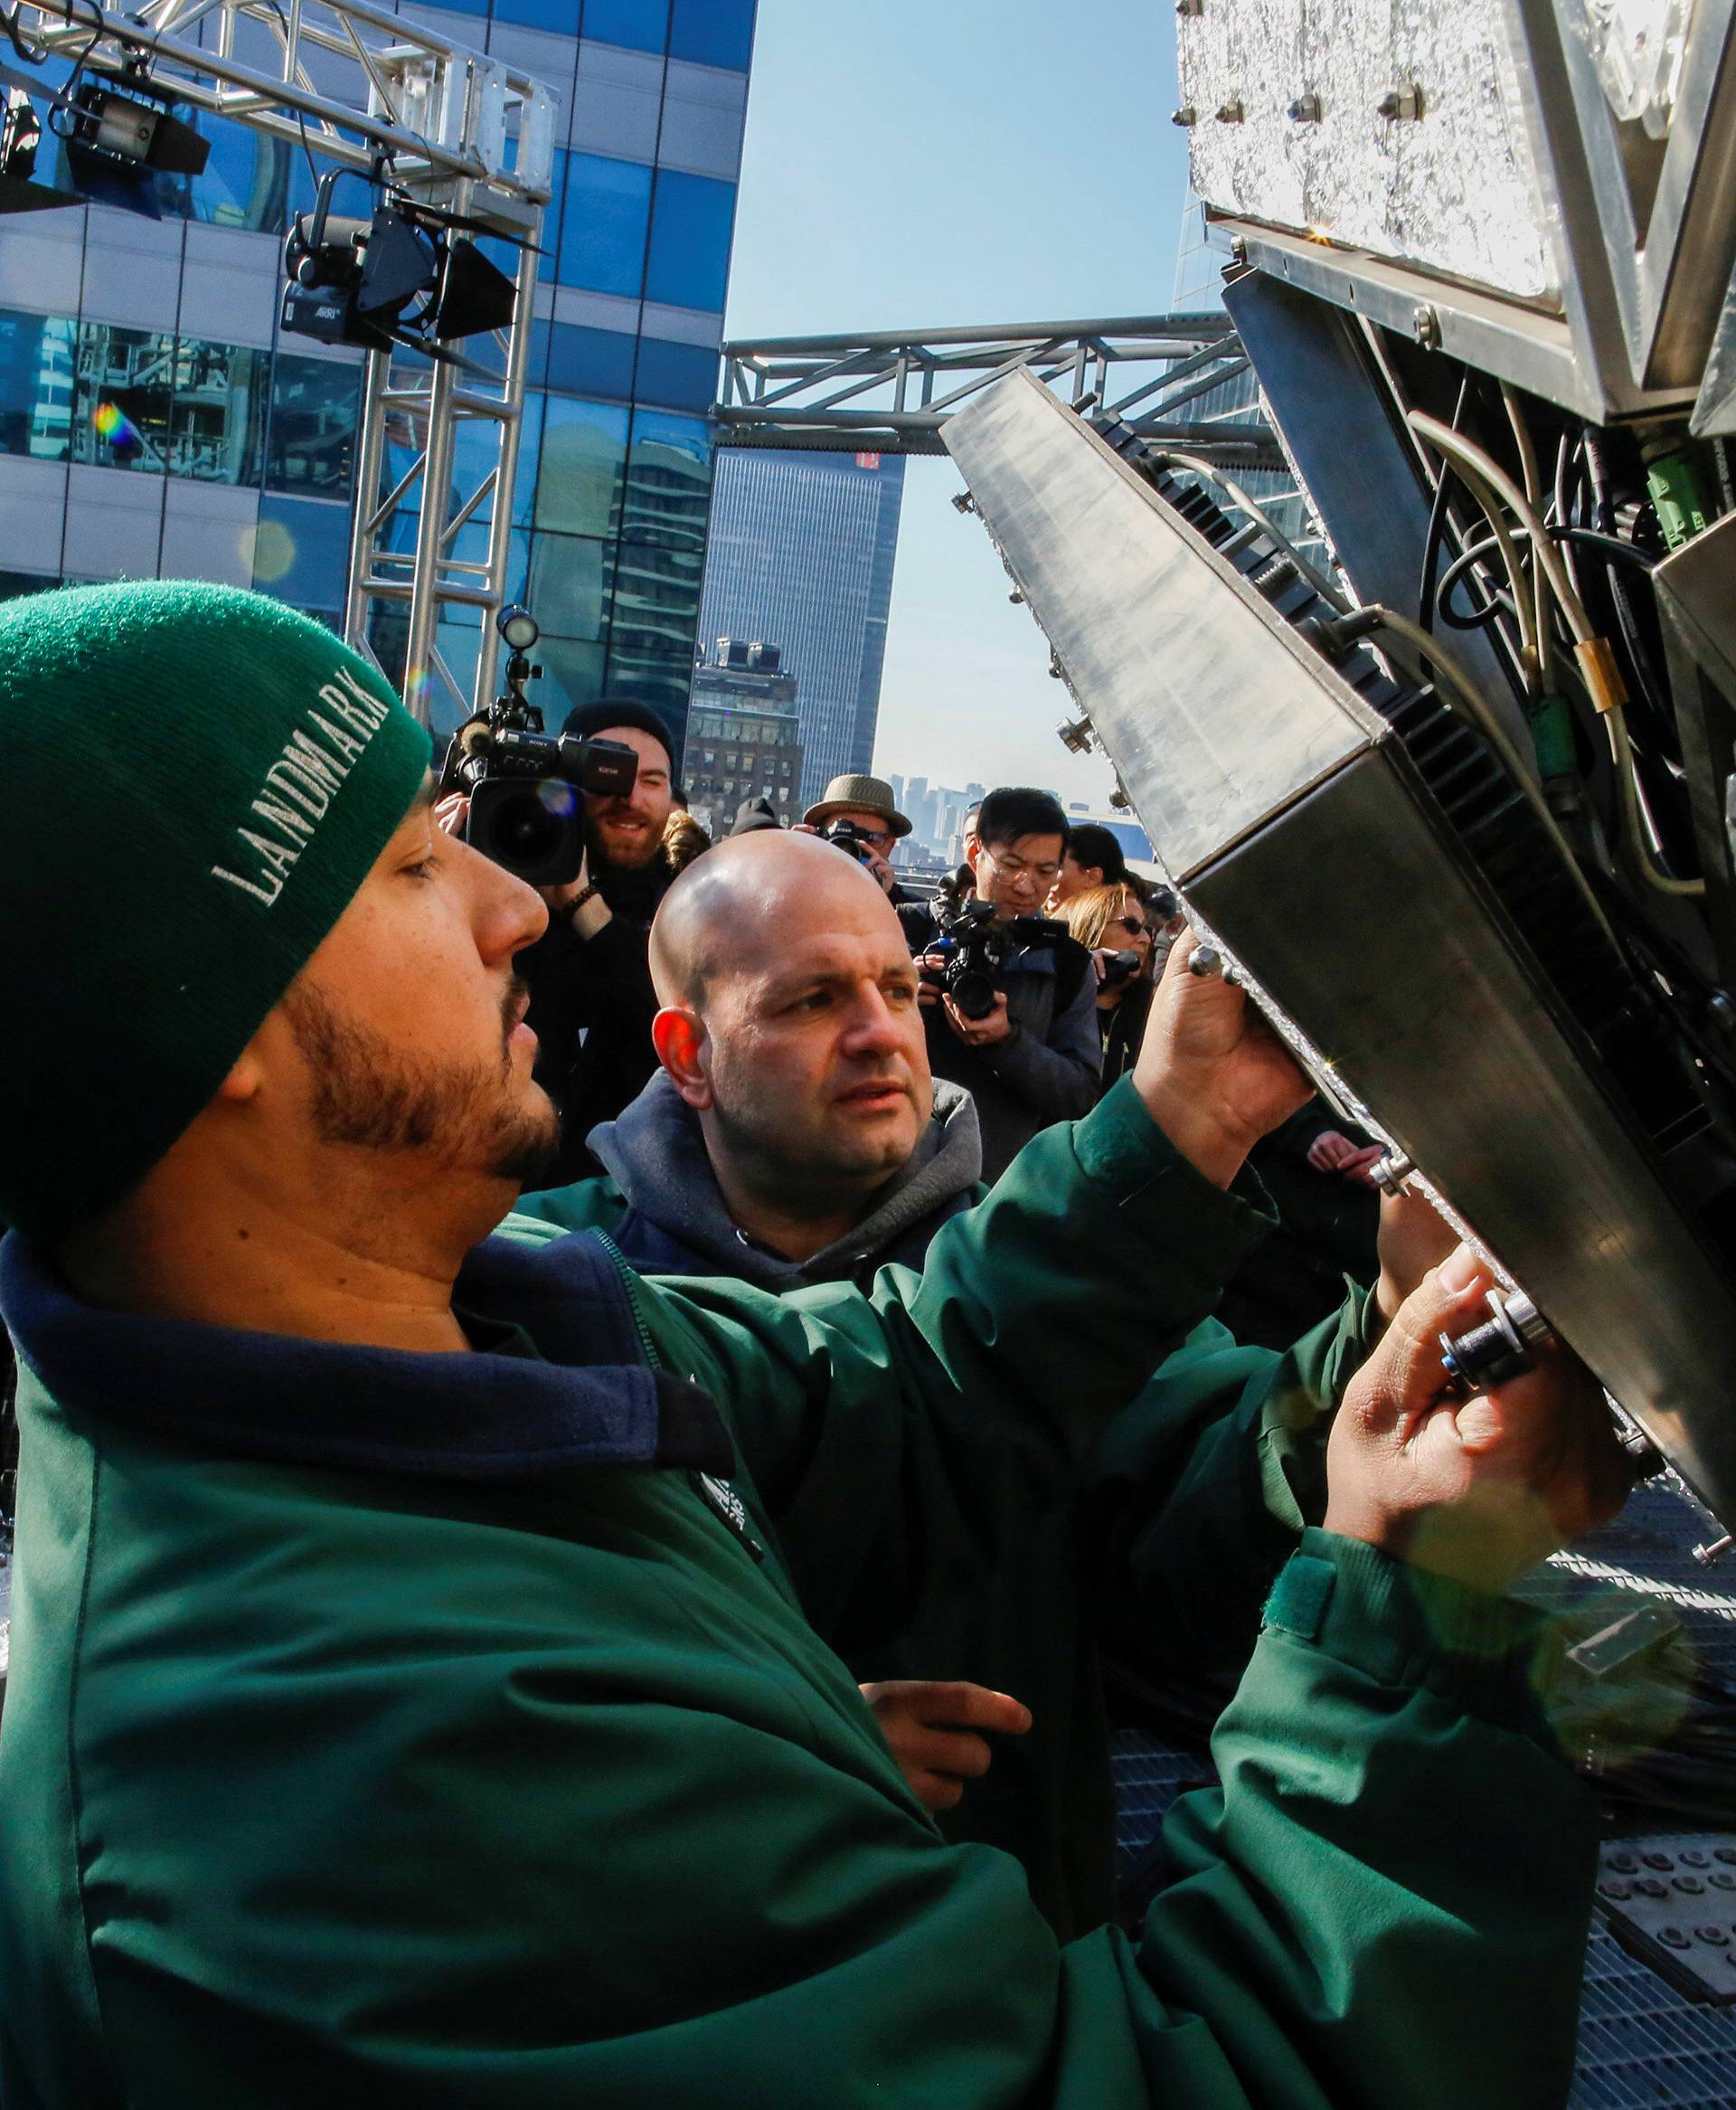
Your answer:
[800,772,913,900]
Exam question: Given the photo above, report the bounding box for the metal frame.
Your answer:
[714,317,1287,467]
[14,0,556,722]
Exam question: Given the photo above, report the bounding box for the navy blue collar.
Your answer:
[0,1228,732,1481]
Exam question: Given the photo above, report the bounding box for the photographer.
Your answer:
[901,785,1099,1179]
[512,697,684,1184]
[799,772,915,901]
[1056,881,1158,1090]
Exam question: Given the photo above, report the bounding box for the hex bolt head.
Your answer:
[1172,105,1198,127]
[1288,91,1322,121]
[1412,305,1441,348]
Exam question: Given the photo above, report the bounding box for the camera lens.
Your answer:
[493,792,563,867]
[948,967,998,1020]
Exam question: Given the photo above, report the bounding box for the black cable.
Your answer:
[1416,374,1471,633]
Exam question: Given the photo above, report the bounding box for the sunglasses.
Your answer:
[1109,915,1149,936]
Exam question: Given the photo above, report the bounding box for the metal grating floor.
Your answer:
[1111,1476,1736,2108]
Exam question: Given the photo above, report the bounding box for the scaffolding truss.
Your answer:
[714,317,1286,468]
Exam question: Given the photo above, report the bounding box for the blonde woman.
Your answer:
[1055,882,1155,1088]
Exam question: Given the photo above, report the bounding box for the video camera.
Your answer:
[922,874,1069,1022]
[439,605,637,888]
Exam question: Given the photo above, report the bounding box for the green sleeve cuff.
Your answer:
[1072,1074,1275,1278]
[1263,1528,1557,1738]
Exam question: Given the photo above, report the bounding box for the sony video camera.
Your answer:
[439,605,637,888]
[922,874,1069,1021]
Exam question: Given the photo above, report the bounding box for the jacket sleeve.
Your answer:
[983,952,1102,1120]
[499,1176,628,1241]
[630,1079,1273,1648]
[93,1528,1596,2110]
[1085,1286,1383,1716]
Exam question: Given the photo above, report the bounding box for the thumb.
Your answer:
[1363,1246,1493,1431]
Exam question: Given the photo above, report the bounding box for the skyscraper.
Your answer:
[0,0,759,755]
[694,444,905,800]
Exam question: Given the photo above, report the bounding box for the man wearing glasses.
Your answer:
[902,786,1100,1179]
[801,772,918,902]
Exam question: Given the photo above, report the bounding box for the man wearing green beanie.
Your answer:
[0,580,1625,2108]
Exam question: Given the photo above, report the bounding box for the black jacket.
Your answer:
[520,854,677,1184]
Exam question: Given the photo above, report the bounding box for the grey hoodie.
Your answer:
[581,1072,986,1292]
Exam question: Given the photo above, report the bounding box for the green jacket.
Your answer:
[508,1113,1378,1939]
[0,1083,1596,2108]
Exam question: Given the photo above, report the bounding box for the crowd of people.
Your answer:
[0,582,1641,2108]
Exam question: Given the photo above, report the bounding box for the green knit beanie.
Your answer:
[0,580,432,1242]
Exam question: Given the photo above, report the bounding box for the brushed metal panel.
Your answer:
[940,368,1378,880]
[1190,752,1736,1517]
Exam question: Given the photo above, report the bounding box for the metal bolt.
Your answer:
[1694,1533,1733,1566]
[1188,945,1222,979]
[1250,554,1299,599]
[1176,0,1203,14]
[1377,83,1423,120]
[1172,105,1197,127]
[1071,389,1099,414]
[1370,1150,1414,1197]
[1047,654,1064,680]
[1412,304,1440,349]
[950,491,975,514]
[1109,782,1131,811]
[1056,716,1094,755]
[1288,91,1322,121]
[1215,98,1244,122]
[1008,588,1024,604]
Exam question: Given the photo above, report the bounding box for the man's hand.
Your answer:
[1131,929,1312,1187]
[859,1680,1031,1814]
[435,790,609,937]
[434,790,469,837]
[1325,1247,1633,1590]
[1374,1186,1460,1322]
[941,989,1013,1047]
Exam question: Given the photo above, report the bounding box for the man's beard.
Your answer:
[283,975,561,1188]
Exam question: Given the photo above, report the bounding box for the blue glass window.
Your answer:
[581,0,668,51]
[622,407,712,549]
[528,529,612,640]
[491,0,581,30]
[168,339,267,484]
[644,170,734,313]
[536,636,608,718]
[264,354,362,497]
[253,493,350,612]
[555,152,652,298]
[70,324,175,475]
[668,0,754,70]
[534,395,628,537]
[511,393,545,528]
[633,336,718,414]
[0,309,75,460]
[193,121,291,233]
[545,322,637,401]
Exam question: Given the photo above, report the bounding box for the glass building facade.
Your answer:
[0,0,757,752]
[694,446,905,802]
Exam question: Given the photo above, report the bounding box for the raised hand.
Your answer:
[1325,1248,1634,1590]
[858,1679,1032,1815]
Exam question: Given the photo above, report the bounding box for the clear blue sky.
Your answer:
[722,0,1196,806]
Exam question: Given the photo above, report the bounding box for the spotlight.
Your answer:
[57,60,210,217]
[281,166,518,359]
[496,603,539,652]
[0,71,80,215]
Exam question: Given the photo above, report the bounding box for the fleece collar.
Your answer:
[589,1073,984,1290]
[0,1227,732,1481]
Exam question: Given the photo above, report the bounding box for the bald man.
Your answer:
[505,834,1503,1937]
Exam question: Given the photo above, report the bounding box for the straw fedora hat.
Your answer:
[802,773,912,837]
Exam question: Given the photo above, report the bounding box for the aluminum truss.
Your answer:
[16,0,557,722]
[714,317,1288,468]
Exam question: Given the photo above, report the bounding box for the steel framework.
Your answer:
[713,317,1288,468]
[16,0,556,722]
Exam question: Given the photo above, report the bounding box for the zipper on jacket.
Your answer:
[593,1230,764,1565]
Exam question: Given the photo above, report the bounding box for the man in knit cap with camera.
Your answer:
[0,579,1626,2109]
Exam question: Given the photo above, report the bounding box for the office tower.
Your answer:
[0,0,758,753]
[694,444,905,800]
[685,634,804,836]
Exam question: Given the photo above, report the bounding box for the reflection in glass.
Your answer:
[527,530,610,642]
[0,310,76,460]
[555,152,653,298]
[622,408,712,549]
[667,0,753,68]
[534,395,628,537]
[535,636,607,719]
[265,353,362,497]
[70,324,175,473]
[193,120,291,232]
[168,338,267,483]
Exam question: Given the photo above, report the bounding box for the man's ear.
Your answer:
[652,1007,714,1111]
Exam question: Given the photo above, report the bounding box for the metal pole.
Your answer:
[472,232,541,716]
[405,354,459,724]
[343,345,393,669]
